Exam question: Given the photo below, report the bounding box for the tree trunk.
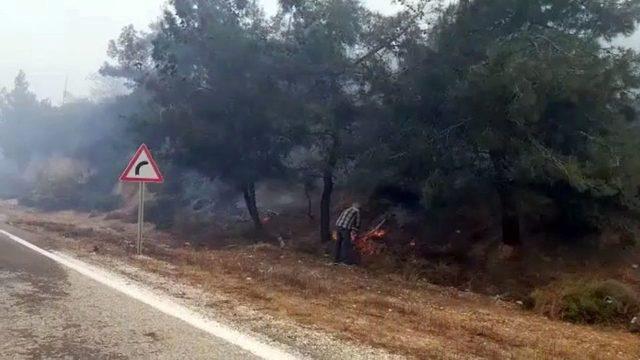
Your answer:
[320,129,340,244]
[304,184,314,220]
[490,151,521,246]
[242,182,262,231]
[320,169,334,243]
[496,183,521,246]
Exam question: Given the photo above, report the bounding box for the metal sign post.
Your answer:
[137,182,146,255]
[120,144,164,256]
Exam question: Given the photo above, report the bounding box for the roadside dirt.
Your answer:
[1,201,639,360]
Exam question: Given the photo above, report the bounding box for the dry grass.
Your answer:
[169,247,639,359]
[2,202,639,359]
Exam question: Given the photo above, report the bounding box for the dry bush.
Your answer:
[531,278,640,326]
[21,156,119,211]
[264,266,329,296]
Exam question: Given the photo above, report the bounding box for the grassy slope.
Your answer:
[1,202,638,359]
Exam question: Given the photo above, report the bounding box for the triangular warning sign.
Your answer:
[120,144,164,183]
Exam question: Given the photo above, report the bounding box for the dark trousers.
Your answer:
[334,228,357,264]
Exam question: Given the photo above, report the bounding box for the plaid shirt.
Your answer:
[336,206,360,231]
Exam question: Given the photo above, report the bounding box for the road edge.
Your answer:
[0,229,300,360]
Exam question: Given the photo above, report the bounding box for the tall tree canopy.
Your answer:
[391,0,640,244]
[105,0,298,230]
[0,71,51,169]
[99,0,640,247]
[274,0,379,242]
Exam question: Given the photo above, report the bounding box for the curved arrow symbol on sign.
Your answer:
[120,144,164,183]
[135,161,149,176]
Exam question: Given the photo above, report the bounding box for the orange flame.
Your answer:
[355,229,387,256]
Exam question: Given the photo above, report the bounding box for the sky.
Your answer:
[0,1,637,104]
[0,0,400,104]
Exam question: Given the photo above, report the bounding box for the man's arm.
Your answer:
[352,210,361,231]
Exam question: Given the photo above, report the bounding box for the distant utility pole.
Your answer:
[62,75,69,105]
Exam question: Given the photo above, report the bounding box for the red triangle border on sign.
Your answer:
[119,144,165,183]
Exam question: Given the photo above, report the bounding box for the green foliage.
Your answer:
[531,279,640,325]
[4,0,640,248]
[149,0,292,185]
[387,0,640,242]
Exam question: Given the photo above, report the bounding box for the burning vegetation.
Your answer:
[355,220,389,257]
[1,0,640,338]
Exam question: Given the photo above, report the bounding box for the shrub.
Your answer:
[531,278,640,326]
[20,156,120,212]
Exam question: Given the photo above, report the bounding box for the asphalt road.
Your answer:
[0,229,262,360]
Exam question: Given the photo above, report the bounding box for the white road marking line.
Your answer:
[0,229,299,360]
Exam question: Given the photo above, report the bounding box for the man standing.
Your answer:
[334,202,361,264]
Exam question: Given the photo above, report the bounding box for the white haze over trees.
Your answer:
[0,0,636,103]
[0,0,402,104]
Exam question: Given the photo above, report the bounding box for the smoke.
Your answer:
[0,152,22,198]
[0,71,139,209]
[24,155,92,183]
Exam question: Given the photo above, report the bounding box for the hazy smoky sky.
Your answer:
[0,1,637,104]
